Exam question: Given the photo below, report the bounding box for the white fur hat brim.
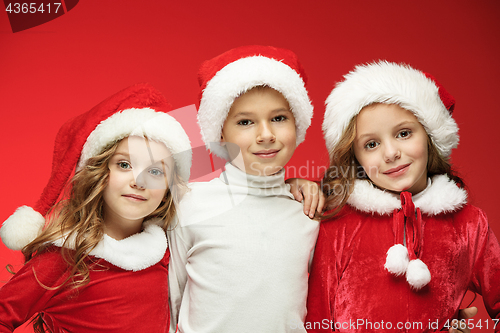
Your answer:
[323,61,458,159]
[78,108,192,182]
[198,56,313,159]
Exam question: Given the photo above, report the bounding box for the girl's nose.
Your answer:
[256,122,276,143]
[130,173,146,190]
[383,142,401,163]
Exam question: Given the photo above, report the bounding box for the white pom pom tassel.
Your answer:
[384,244,409,276]
[0,206,45,250]
[406,259,431,290]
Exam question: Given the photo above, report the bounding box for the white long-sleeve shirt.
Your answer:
[168,163,319,333]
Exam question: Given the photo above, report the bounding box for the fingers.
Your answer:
[284,178,322,218]
[304,188,318,219]
[317,189,326,215]
[292,188,304,203]
[286,178,304,203]
[459,307,478,320]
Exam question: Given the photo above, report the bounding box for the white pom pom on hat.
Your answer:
[197,45,314,160]
[0,83,192,250]
[0,206,45,251]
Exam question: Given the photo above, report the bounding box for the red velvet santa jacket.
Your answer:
[0,220,170,333]
[305,175,500,332]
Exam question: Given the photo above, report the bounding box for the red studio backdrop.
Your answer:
[1,1,499,331]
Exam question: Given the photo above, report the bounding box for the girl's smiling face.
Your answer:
[221,87,297,176]
[102,136,173,239]
[353,103,429,195]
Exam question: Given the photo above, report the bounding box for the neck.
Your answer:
[103,214,144,240]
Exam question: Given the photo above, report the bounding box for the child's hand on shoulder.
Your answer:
[286,178,325,219]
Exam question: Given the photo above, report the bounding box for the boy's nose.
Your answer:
[256,123,276,143]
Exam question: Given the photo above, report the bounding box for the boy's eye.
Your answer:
[397,130,412,139]
[272,115,287,122]
[237,119,253,126]
[118,161,131,169]
[365,141,379,149]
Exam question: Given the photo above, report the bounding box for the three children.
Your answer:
[1,51,497,333]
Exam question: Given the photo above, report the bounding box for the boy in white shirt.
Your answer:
[168,45,320,333]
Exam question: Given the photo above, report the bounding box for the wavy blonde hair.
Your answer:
[322,108,464,220]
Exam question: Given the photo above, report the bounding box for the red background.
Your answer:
[1,1,499,331]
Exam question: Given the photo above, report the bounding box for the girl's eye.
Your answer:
[272,115,287,122]
[397,130,412,139]
[118,161,131,169]
[365,141,379,150]
[237,119,253,126]
[149,168,164,177]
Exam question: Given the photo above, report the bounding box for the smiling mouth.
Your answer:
[253,149,280,158]
[383,164,410,176]
[122,194,147,201]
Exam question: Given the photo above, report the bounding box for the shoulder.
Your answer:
[177,178,236,223]
[181,178,225,203]
[449,203,488,224]
[320,205,365,230]
[30,245,68,266]
[21,246,71,285]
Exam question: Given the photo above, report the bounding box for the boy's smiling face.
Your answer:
[221,87,297,176]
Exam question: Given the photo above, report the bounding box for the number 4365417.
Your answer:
[444,318,499,330]
[5,3,62,14]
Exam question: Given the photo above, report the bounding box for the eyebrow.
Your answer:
[357,120,418,140]
[113,152,130,158]
[232,108,292,117]
[394,120,417,127]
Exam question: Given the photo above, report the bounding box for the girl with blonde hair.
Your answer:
[306,61,500,332]
[0,83,192,333]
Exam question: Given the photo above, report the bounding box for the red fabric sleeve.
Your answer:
[306,222,337,332]
[467,208,500,332]
[0,248,70,332]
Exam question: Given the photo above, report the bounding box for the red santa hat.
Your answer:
[0,83,192,250]
[323,60,458,159]
[197,45,314,159]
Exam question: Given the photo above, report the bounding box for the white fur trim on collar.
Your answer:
[347,175,467,215]
[78,108,192,182]
[198,56,313,159]
[52,219,168,271]
[323,61,458,159]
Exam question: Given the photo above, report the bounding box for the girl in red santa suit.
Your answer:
[0,83,192,333]
[305,61,500,332]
